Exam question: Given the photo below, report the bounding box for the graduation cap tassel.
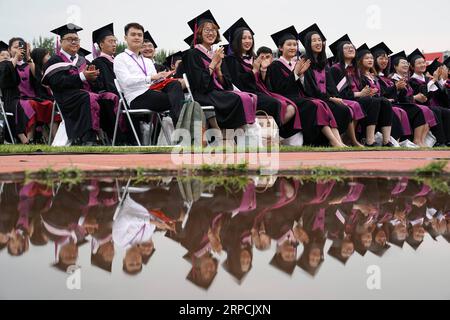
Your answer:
[92,43,99,59]
[227,34,232,55]
[56,36,61,54]
[193,21,198,46]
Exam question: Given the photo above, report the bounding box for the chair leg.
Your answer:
[0,102,14,144]
[112,101,122,146]
[48,102,56,146]
[125,109,141,147]
[157,113,172,146]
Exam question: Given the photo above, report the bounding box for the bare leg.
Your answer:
[331,128,347,146]
[381,126,392,145]
[322,126,346,147]
[347,120,363,147]
[27,123,36,142]
[18,133,29,144]
[365,125,376,145]
[282,104,296,124]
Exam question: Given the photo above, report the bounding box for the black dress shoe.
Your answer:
[382,142,395,147]
[364,142,377,147]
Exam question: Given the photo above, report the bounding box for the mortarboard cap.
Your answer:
[187,10,219,32]
[298,23,327,48]
[51,23,83,38]
[426,58,442,75]
[370,42,393,56]
[329,34,352,57]
[407,48,425,65]
[0,41,8,52]
[143,31,158,48]
[92,23,114,45]
[270,25,298,48]
[223,17,254,44]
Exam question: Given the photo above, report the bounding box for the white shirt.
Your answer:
[411,73,445,93]
[114,49,157,104]
[60,49,87,82]
[112,195,156,248]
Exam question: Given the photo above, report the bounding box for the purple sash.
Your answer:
[198,55,256,124]
[313,69,327,94]
[391,177,408,196]
[309,180,336,204]
[392,106,412,136]
[312,208,326,232]
[233,182,257,216]
[57,52,120,132]
[342,182,364,203]
[277,61,337,128]
[240,60,302,129]
[379,76,394,87]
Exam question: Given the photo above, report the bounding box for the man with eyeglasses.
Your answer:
[42,23,118,145]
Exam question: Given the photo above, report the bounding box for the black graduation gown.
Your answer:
[42,54,96,141]
[383,76,426,136]
[0,61,27,138]
[409,76,450,144]
[266,60,331,146]
[182,48,247,129]
[359,74,393,128]
[225,55,298,137]
[331,63,390,129]
[303,65,352,134]
[91,56,118,95]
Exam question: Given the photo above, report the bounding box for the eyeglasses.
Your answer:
[63,37,81,44]
[203,29,217,35]
[343,45,355,51]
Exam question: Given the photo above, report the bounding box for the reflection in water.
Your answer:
[0,176,449,292]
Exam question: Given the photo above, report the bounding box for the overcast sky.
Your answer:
[1,0,448,56]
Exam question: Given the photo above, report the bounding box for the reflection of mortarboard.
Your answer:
[329,34,352,57]
[269,248,297,275]
[51,23,83,37]
[296,244,324,277]
[298,23,327,48]
[368,242,391,257]
[143,31,157,48]
[270,26,298,48]
[186,255,219,290]
[327,243,352,265]
[405,234,423,250]
[91,252,113,273]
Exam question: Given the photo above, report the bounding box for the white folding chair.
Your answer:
[47,101,63,146]
[0,89,15,144]
[112,79,171,147]
[182,73,214,112]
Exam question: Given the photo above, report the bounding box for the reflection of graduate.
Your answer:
[0,183,19,252]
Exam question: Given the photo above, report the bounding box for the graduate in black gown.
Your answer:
[0,38,55,144]
[90,23,123,140]
[330,37,392,147]
[371,44,429,145]
[223,18,302,142]
[182,10,257,136]
[91,23,118,95]
[42,24,118,145]
[354,43,394,146]
[299,24,362,147]
[266,26,345,147]
[408,49,450,146]
[141,31,166,73]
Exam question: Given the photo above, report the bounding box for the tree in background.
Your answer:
[32,37,55,55]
